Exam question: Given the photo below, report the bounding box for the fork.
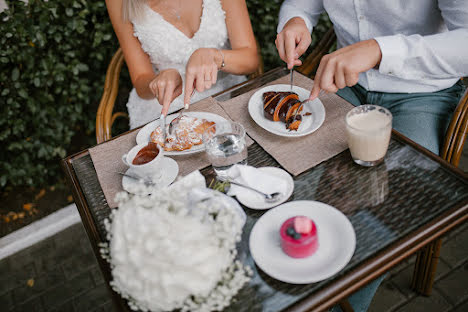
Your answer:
[168,90,195,135]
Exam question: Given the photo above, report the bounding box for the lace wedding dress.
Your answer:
[128,0,247,129]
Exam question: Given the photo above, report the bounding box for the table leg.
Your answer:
[411,238,443,295]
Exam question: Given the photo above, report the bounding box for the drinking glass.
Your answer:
[203,121,248,177]
[345,105,392,167]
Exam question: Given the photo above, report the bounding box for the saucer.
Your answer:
[233,167,294,210]
[122,157,179,194]
[249,200,356,284]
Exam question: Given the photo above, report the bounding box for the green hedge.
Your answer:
[0,0,331,190]
[0,0,116,188]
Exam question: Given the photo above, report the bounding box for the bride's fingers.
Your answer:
[204,69,212,89]
[157,80,166,105]
[195,71,205,93]
[211,64,218,85]
[149,80,158,99]
[161,84,174,116]
[184,71,195,106]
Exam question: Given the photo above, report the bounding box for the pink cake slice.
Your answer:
[280,216,318,258]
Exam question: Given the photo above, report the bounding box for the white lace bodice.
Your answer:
[127,0,246,129]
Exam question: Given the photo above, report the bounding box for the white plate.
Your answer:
[249,200,355,284]
[122,156,179,194]
[135,112,229,156]
[234,167,294,210]
[248,84,325,137]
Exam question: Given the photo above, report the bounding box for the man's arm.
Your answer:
[375,1,468,80]
[276,0,325,69]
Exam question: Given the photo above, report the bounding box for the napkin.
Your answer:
[225,165,288,199]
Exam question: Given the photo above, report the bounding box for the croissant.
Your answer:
[263,91,303,131]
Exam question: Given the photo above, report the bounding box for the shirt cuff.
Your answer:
[374,35,407,77]
[277,9,313,34]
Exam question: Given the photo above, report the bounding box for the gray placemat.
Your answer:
[217,72,354,176]
[89,97,252,208]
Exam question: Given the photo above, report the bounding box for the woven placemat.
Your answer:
[217,72,354,176]
[89,97,252,208]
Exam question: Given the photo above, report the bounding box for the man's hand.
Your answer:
[309,39,382,100]
[275,17,311,69]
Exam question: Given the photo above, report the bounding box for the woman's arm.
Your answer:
[183,0,259,105]
[105,0,155,99]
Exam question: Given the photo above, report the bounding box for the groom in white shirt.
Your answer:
[276,0,468,155]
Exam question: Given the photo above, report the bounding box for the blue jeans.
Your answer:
[337,81,466,155]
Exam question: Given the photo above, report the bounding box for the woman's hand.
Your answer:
[149,69,183,115]
[184,48,222,106]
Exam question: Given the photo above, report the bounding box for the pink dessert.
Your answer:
[280,216,318,258]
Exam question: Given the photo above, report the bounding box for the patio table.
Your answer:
[62,67,468,312]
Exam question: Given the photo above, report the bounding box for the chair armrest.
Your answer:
[297,27,336,78]
[441,86,468,166]
[96,48,125,144]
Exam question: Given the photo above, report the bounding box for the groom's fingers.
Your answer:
[275,34,286,63]
[295,35,311,59]
[285,34,297,69]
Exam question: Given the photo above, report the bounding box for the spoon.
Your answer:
[221,178,282,203]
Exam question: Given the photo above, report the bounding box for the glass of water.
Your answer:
[203,121,248,177]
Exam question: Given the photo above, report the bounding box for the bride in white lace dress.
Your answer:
[106,0,259,129]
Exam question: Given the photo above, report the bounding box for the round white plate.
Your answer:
[135,112,228,156]
[234,167,294,210]
[249,200,355,284]
[248,84,325,137]
[122,156,179,194]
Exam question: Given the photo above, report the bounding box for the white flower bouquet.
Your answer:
[100,171,252,312]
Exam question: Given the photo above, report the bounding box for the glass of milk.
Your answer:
[345,105,392,167]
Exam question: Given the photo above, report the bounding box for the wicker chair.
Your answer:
[96,44,264,144]
[297,27,468,297]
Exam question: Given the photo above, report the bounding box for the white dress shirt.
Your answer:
[278,0,468,93]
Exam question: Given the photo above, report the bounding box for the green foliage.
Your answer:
[0,0,331,190]
[0,0,116,188]
[246,0,332,70]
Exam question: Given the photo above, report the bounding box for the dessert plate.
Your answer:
[234,167,294,210]
[136,112,228,156]
[248,84,325,137]
[249,200,355,284]
[122,156,179,194]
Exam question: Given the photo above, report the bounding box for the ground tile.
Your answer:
[440,228,468,268]
[368,281,406,312]
[394,289,452,312]
[61,249,97,280]
[41,272,93,310]
[0,291,14,311]
[391,258,451,298]
[12,268,65,304]
[13,296,44,312]
[451,298,468,312]
[0,262,36,295]
[436,261,468,306]
[73,285,113,311]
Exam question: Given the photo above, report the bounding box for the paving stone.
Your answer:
[436,262,468,306]
[73,284,113,311]
[12,267,65,304]
[48,301,75,312]
[42,271,94,310]
[452,298,468,312]
[394,289,452,312]
[391,258,451,298]
[440,227,468,268]
[61,250,97,280]
[14,296,44,312]
[388,255,416,278]
[100,300,116,312]
[368,281,406,312]
[0,291,14,311]
[0,262,36,295]
[91,266,105,286]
